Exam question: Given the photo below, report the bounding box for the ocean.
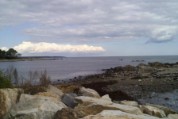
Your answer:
[0,56,178,82]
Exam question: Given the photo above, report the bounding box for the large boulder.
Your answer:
[0,88,23,119]
[75,96,142,115]
[61,93,78,108]
[79,87,100,98]
[140,105,166,118]
[7,94,66,119]
[81,110,160,119]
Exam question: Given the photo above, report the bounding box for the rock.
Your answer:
[140,105,166,118]
[7,94,66,119]
[74,104,109,118]
[81,110,160,119]
[79,87,100,98]
[106,103,143,115]
[147,104,176,116]
[75,96,112,105]
[101,94,112,102]
[75,96,142,115]
[54,108,78,119]
[0,88,23,119]
[168,114,178,119]
[36,92,60,99]
[61,93,78,108]
[75,103,142,118]
[120,100,139,107]
[46,85,64,99]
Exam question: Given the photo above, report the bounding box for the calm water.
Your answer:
[0,56,178,82]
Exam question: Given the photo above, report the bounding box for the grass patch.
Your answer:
[0,70,12,88]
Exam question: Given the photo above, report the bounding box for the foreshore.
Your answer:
[1,61,178,119]
[59,62,178,111]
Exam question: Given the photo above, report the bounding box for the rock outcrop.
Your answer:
[0,88,23,119]
[6,94,66,119]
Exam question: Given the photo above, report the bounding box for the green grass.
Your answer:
[0,70,12,88]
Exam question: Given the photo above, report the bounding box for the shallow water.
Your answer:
[139,89,178,112]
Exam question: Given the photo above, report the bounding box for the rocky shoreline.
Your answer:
[0,85,178,119]
[67,62,178,111]
[1,62,178,119]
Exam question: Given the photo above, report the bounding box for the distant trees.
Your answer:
[0,48,21,59]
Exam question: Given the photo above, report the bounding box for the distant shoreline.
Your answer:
[0,56,65,62]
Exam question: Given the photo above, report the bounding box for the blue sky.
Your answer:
[0,0,178,56]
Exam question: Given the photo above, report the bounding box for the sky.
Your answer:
[0,0,178,56]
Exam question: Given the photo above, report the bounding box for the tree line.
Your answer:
[0,48,21,59]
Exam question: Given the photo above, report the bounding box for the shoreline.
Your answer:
[58,62,178,111]
[0,56,65,62]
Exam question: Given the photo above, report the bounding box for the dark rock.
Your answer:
[61,93,78,108]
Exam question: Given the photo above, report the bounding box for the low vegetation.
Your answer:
[0,70,12,88]
[0,67,51,90]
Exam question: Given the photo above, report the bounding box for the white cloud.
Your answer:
[13,41,105,53]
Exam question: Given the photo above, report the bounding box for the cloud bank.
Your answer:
[13,41,105,53]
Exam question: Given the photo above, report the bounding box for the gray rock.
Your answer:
[61,93,78,108]
[7,94,66,119]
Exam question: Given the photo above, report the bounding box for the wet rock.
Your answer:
[0,88,23,119]
[61,93,78,108]
[54,108,78,119]
[79,87,100,98]
[140,105,166,118]
[7,94,66,119]
[120,100,139,107]
[81,110,160,119]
